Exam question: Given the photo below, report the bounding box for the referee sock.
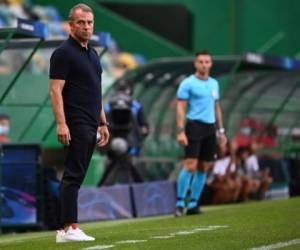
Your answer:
[188,171,207,209]
[176,168,192,208]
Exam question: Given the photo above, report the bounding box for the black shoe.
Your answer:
[186,207,203,216]
[175,207,184,217]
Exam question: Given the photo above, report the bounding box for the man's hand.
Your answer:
[97,126,109,147]
[56,123,71,145]
[229,140,238,154]
[218,133,227,147]
[177,132,188,146]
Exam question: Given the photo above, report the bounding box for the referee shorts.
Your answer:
[184,120,217,161]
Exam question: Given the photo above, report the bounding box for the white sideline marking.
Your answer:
[151,236,175,239]
[82,245,114,250]
[172,231,196,235]
[116,240,147,244]
[171,225,229,236]
[208,225,229,229]
[0,235,49,245]
[82,225,228,250]
[247,238,300,250]
[193,225,229,232]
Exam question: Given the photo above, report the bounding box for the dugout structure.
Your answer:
[0,19,46,233]
[107,53,300,184]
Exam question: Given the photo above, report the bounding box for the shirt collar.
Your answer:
[194,74,209,81]
[68,35,91,51]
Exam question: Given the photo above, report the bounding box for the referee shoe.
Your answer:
[175,206,185,217]
[186,206,203,216]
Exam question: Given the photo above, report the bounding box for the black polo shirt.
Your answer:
[49,35,102,128]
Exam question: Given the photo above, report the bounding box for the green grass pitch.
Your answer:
[1,197,300,250]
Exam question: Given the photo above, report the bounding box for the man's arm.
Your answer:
[176,99,188,146]
[215,101,227,146]
[97,102,109,147]
[215,101,224,130]
[100,105,107,125]
[50,79,70,145]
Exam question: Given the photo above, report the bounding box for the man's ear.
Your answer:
[193,59,197,68]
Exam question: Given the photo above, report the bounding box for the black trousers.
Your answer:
[59,125,97,225]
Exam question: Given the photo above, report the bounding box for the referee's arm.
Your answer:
[215,101,227,146]
[176,99,188,146]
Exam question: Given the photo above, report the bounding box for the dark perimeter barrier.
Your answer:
[77,181,176,222]
[131,181,176,218]
[0,144,43,232]
[78,185,133,222]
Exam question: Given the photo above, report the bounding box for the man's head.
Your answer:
[194,50,213,76]
[116,81,133,96]
[69,3,94,43]
[237,147,249,161]
[0,114,10,142]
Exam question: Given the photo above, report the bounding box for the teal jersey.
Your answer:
[176,75,220,124]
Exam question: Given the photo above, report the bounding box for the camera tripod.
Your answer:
[98,153,143,186]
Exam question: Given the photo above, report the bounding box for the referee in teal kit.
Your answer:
[175,50,227,216]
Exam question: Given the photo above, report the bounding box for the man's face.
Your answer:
[194,54,212,75]
[0,118,10,136]
[69,9,94,42]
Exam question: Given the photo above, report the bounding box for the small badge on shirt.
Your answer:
[212,90,218,100]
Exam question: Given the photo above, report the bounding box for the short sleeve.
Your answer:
[246,155,259,172]
[177,80,190,100]
[212,79,220,101]
[49,48,70,80]
[213,160,223,175]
